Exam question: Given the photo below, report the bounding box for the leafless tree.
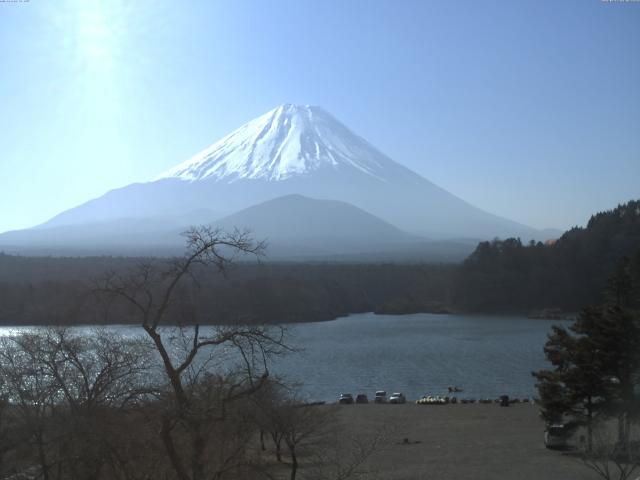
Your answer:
[95,226,290,480]
[0,226,383,480]
[0,332,63,480]
[581,426,640,480]
[0,394,13,476]
[41,328,154,480]
[305,428,387,480]
[250,379,292,463]
[250,381,385,480]
[0,328,154,480]
[281,402,337,480]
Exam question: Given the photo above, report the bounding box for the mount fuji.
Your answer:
[1,104,548,257]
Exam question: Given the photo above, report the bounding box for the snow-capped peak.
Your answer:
[154,104,395,182]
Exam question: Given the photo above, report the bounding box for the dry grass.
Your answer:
[323,403,600,480]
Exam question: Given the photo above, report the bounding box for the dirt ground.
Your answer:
[333,403,601,480]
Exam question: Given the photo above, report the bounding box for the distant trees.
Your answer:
[456,200,640,312]
[1,200,639,325]
[0,255,456,326]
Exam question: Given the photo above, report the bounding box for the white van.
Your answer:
[544,424,569,449]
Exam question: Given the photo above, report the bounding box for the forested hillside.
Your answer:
[1,200,638,324]
[454,200,640,312]
[0,259,454,325]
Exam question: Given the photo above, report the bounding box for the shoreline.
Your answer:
[0,308,579,328]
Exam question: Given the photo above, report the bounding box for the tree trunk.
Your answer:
[145,327,187,404]
[272,433,282,462]
[587,396,593,453]
[618,413,626,446]
[36,430,50,480]
[289,445,298,480]
[190,420,206,480]
[161,415,190,480]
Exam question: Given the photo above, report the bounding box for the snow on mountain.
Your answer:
[155,104,391,183]
[5,103,551,248]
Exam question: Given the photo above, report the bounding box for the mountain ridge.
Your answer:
[7,103,553,249]
[211,193,421,254]
[155,104,400,183]
[0,194,477,261]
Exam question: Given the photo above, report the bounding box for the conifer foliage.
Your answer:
[533,254,640,452]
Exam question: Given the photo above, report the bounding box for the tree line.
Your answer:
[0,200,639,325]
[454,200,640,312]
[0,258,454,326]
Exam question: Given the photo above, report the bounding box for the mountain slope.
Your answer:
[0,194,477,261]
[17,104,545,243]
[211,194,420,255]
[155,104,394,182]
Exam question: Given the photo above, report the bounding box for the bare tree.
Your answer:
[0,332,62,480]
[582,426,640,480]
[250,381,385,480]
[282,403,337,480]
[95,226,290,480]
[40,328,154,480]
[250,379,292,463]
[0,328,153,480]
[307,429,387,480]
[0,394,14,477]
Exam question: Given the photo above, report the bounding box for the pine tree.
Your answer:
[533,253,640,451]
[533,320,608,451]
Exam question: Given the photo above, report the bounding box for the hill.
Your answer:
[453,199,640,312]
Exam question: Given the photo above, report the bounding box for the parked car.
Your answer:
[355,394,369,404]
[544,424,569,449]
[338,393,354,404]
[389,392,406,404]
[374,391,387,403]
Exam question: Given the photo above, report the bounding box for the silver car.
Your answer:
[389,392,406,404]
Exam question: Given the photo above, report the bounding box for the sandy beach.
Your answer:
[334,403,599,480]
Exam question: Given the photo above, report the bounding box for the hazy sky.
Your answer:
[1,0,639,233]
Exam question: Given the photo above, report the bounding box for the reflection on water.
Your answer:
[0,313,568,402]
[274,313,569,401]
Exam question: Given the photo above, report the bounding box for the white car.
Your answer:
[374,391,387,403]
[389,392,406,404]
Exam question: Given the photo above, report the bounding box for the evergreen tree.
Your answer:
[533,320,608,451]
[533,254,640,451]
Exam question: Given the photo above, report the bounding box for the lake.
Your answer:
[0,313,569,402]
[273,313,568,402]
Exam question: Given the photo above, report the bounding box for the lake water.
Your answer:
[274,313,568,401]
[0,313,569,402]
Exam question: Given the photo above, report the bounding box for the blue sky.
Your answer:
[0,0,638,233]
